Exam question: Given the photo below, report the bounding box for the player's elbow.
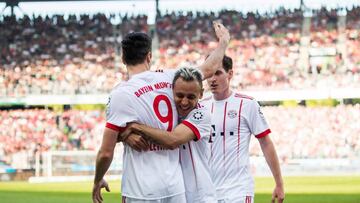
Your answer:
[163,138,182,150]
[163,141,178,150]
[97,150,114,160]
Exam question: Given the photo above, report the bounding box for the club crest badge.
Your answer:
[227,110,237,119]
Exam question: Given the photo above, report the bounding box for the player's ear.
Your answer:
[228,69,233,80]
[121,53,127,65]
[199,88,204,99]
[146,52,152,63]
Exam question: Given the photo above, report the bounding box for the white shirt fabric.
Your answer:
[202,92,271,199]
[106,70,185,200]
[179,102,217,203]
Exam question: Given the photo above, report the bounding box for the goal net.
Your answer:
[29,144,123,183]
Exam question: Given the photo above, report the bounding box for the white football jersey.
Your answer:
[106,70,185,199]
[179,102,217,203]
[202,92,271,199]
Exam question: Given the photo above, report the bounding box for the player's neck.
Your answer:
[127,63,150,77]
[213,89,232,101]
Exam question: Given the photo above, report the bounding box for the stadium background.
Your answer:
[0,0,359,202]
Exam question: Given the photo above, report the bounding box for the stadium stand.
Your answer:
[0,105,359,170]
[0,7,359,178]
[0,7,359,96]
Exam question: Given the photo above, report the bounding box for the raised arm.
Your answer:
[198,21,230,80]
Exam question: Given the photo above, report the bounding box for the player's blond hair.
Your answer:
[173,67,203,89]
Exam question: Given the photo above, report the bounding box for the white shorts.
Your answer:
[218,195,254,203]
[122,193,186,203]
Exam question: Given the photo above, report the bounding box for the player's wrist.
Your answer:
[219,38,229,47]
[275,180,284,187]
[93,177,102,184]
[131,123,143,133]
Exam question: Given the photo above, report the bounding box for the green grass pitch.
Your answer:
[0,176,360,203]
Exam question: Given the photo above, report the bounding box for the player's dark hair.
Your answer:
[204,55,233,72]
[222,55,233,72]
[121,32,152,66]
[173,67,203,89]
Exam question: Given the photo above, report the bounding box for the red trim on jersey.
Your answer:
[188,143,198,188]
[235,93,254,100]
[223,102,228,169]
[182,120,201,141]
[246,196,252,203]
[237,99,243,159]
[255,129,271,139]
[105,122,126,133]
[210,102,214,162]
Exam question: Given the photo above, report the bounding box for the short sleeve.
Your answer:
[181,106,211,141]
[105,89,138,132]
[247,100,271,138]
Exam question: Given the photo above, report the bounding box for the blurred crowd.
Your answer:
[1,104,359,169]
[0,14,147,96]
[0,109,104,169]
[155,7,360,90]
[251,105,360,162]
[1,7,360,96]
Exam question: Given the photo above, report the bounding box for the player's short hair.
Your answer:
[222,55,233,72]
[121,32,152,66]
[173,67,203,90]
[204,55,233,72]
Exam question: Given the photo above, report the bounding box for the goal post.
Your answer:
[30,145,123,183]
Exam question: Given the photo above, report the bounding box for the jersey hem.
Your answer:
[255,128,271,139]
[105,122,126,133]
[121,191,185,200]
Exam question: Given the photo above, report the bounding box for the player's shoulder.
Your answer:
[196,101,209,111]
[233,92,254,100]
[201,94,213,102]
[187,101,210,116]
[232,92,260,108]
[186,103,211,124]
[111,81,130,92]
[151,68,176,76]
[200,93,213,108]
[109,81,133,99]
[143,69,176,83]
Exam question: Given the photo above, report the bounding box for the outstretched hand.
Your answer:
[213,21,230,45]
[92,179,110,203]
[271,184,285,203]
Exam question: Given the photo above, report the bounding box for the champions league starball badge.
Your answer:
[192,111,204,121]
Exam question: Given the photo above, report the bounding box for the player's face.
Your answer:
[173,78,203,117]
[207,66,233,97]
